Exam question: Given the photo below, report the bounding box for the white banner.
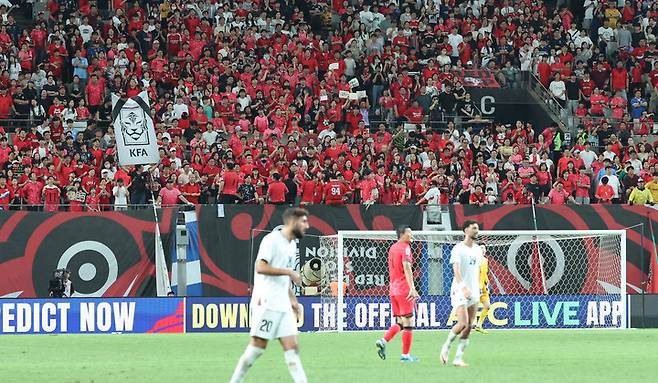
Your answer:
[112,91,160,166]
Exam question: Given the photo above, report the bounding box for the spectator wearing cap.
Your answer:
[112,178,129,211]
[628,178,654,205]
[158,177,194,207]
[548,182,571,205]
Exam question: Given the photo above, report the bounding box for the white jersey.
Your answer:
[251,230,296,312]
[423,187,441,204]
[450,241,482,295]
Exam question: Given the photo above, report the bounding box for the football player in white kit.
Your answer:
[440,220,483,367]
[229,208,310,383]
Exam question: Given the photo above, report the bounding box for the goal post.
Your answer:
[318,230,628,331]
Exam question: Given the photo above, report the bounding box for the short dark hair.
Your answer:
[282,207,309,224]
[462,220,479,232]
[396,225,411,239]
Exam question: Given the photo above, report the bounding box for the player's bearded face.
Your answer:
[467,225,479,240]
[292,217,309,239]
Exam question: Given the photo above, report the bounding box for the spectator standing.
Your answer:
[42,176,61,212]
[218,162,241,204]
[574,168,591,204]
[112,178,129,211]
[628,179,653,205]
[548,183,571,204]
[267,173,288,205]
[128,165,149,206]
[158,179,194,206]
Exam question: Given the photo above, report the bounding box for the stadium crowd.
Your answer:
[0,0,658,210]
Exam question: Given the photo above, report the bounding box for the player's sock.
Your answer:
[402,327,413,355]
[477,307,490,328]
[454,339,470,361]
[384,323,403,342]
[284,349,308,383]
[229,344,264,383]
[443,330,458,348]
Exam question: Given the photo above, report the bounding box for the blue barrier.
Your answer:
[0,295,624,334]
[0,298,183,334]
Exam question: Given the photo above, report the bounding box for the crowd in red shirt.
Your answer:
[0,0,657,210]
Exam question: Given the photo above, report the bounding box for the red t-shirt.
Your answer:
[24,181,42,205]
[610,68,627,91]
[221,171,240,196]
[300,180,317,203]
[469,191,486,204]
[596,184,614,203]
[323,180,347,204]
[548,188,568,204]
[181,183,200,204]
[159,187,181,205]
[86,82,104,106]
[388,241,412,296]
[579,79,595,97]
[43,186,61,212]
[268,181,288,203]
[405,106,424,123]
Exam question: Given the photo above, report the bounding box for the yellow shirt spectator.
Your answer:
[645,179,658,201]
[628,185,654,205]
[605,7,621,28]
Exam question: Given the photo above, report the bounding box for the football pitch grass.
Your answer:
[4,330,658,383]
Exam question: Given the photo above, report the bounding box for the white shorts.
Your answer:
[450,286,479,309]
[249,307,298,340]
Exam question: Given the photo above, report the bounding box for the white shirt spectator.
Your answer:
[630,159,643,172]
[549,79,566,100]
[202,129,219,147]
[422,187,441,204]
[584,0,596,21]
[359,7,374,29]
[318,127,337,141]
[9,62,21,80]
[448,32,464,57]
[579,149,597,170]
[538,158,555,171]
[574,34,593,48]
[598,26,614,42]
[79,23,94,43]
[603,149,617,161]
[237,94,252,111]
[172,102,189,119]
[501,6,515,16]
[437,53,451,67]
[112,185,129,210]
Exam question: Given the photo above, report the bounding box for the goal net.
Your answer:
[318,230,627,331]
